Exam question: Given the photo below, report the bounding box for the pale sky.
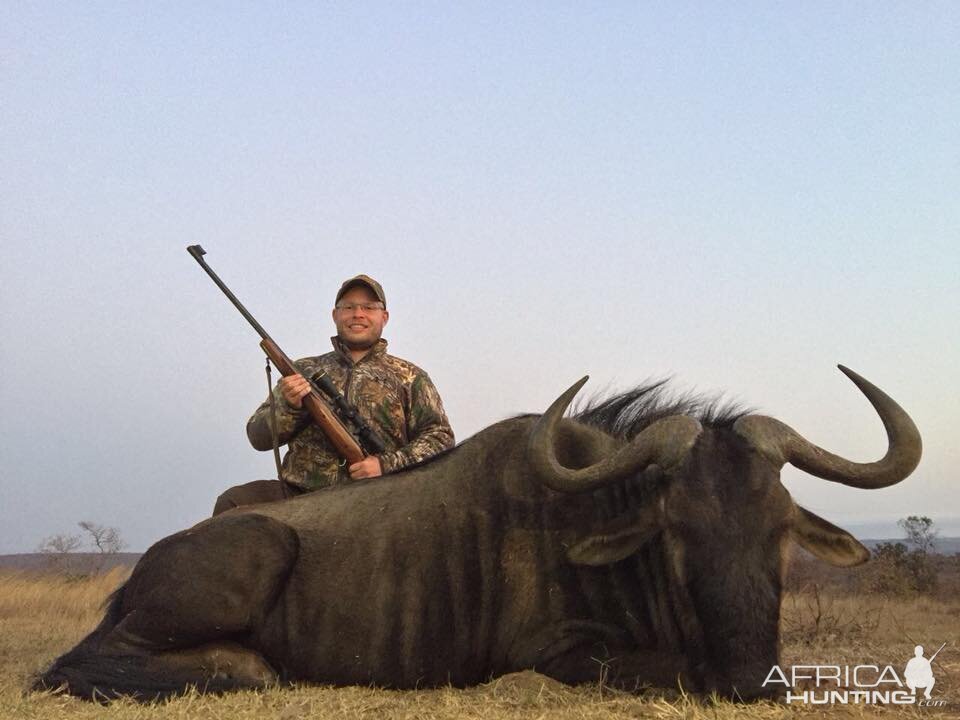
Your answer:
[2,3,958,553]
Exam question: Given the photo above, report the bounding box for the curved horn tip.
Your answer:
[539,376,590,418]
[559,375,590,404]
[837,364,875,390]
[836,364,883,396]
[837,364,873,386]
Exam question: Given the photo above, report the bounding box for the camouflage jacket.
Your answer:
[247,337,454,490]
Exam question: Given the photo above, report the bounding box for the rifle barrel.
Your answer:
[187,245,273,342]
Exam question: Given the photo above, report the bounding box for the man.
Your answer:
[212,274,454,515]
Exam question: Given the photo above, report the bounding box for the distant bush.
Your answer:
[784,516,957,598]
[862,516,939,596]
[865,541,935,595]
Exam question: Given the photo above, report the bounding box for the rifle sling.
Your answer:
[265,357,288,495]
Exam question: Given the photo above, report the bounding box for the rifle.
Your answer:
[187,245,382,465]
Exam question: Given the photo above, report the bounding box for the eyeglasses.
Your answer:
[335,302,385,312]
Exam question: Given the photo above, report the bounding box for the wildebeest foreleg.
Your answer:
[147,641,278,684]
[36,513,299,700]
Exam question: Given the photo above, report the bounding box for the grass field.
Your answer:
[2,568,957,719]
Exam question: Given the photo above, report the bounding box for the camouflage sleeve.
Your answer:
[378,372,455,473]
[246,361,313,451]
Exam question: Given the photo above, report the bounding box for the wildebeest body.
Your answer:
[256,462,504,686]
[35,367,922,701]
[246,417,638,687]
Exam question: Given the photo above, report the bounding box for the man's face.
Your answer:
[332,285,389,351]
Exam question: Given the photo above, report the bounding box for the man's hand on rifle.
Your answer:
[280,374,312,409]
[349,456,382,480]
[279,373,380,479]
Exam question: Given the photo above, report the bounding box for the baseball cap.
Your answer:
[335,274,386,308]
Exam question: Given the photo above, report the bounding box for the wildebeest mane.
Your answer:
[574,379,752,439]
[393,379,751,477]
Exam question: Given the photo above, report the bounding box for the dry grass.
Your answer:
[2,569,958,719]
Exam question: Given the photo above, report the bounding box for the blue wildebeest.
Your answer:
[35,366,920,701]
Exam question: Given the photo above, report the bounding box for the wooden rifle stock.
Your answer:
[260,338,365,465]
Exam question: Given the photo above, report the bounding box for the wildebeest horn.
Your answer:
[529,376,703,493]
[733,365,922,489]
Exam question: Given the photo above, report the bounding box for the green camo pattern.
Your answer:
[247,337,454,489]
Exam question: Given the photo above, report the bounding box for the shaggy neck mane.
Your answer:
[573,379,752,439]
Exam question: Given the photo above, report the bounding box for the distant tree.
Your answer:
[36,532,82,573]
[35,522,127,574]
[36,533,82,555]
[77,521,126,573]
[898,515,937,554]
[78,521,126,554]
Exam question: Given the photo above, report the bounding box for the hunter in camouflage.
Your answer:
[247,336,454,489]
[212,274,454,514]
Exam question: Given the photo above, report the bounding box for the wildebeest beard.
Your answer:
[33,366,920,703]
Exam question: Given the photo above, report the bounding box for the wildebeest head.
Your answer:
[526,366,921,699]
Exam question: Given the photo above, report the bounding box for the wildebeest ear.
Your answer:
[791,505,870,567]
[566,508,660,566]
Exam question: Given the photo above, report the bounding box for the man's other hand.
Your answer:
[280,374,312,409]
[349,456,382,480]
